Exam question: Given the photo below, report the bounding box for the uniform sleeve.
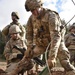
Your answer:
[3,41,11,60]
[2,24,10,36]
[65,34,69,42]
[26,16,33,46]
[64,33,70,47]
[19,24,26,40]
[48,11,61,59]
[22,40,27,50]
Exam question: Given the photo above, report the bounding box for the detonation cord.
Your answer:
[45,42,51,75]
[71,0,75,5]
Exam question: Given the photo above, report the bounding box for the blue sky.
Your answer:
[0,0,75,30]
[56,0,63,12]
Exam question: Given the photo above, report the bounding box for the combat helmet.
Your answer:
[11,12,19,19]
[9,25,21,34]
[25,0,43,11]
[69,23,75,31]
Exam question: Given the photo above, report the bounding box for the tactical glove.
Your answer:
[47,58,56,69]
[17,54,24,59]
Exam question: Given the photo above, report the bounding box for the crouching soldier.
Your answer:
[3,25,33,75]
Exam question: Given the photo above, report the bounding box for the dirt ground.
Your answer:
[0,59,6,71]
[0,59,44,75]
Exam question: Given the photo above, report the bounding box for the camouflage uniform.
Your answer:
[2,12,25,41]
[4,35,26,64]
[65,25,75,66]
[3,25,27,73]
[7,0,75,75]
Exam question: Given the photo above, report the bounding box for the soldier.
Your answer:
[7,0,75,75]
[2,12,25,42]
[3,25,33,75]
[65,23,75,66]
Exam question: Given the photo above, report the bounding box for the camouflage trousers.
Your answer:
[69,50,75,67]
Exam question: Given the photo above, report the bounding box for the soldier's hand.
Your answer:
[13,45,17,49]
[48,58,56,69]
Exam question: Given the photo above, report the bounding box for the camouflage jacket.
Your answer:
[65,33,75,50]
[26,8,62,48]
[3,37,27,61]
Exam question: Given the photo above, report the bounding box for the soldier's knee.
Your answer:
[60,60,75,71]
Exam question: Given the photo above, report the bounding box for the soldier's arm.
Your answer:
[23,16,34,58]
[2,25,10,36]
[65,34,71,47]
[19,24,25,35]
[3,41,11,60]
[48,11,61,59]
[26,16,33,47]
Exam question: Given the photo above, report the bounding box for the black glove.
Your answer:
[17,54,24,59]
[13,45,17,49]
